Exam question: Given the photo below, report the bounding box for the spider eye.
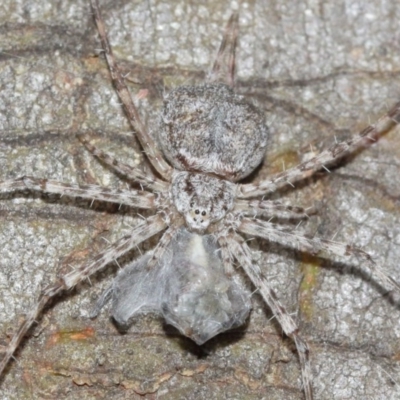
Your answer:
[195,209,200,214]
[190,202,194,208]
[201,211,206,216]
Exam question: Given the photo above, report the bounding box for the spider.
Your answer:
[1,1,400,399]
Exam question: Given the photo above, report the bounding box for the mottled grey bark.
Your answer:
[1,0,400,399]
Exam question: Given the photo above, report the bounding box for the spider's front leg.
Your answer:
[221,233,314,400]
[238,217,400,295]
[233,198,315,220]
[0,214,167,376]
[238,101,400,199]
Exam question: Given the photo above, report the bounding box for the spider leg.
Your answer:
[0,177,156,209]
[222,233,313,400]
[208,13,238,88]
[78,133,169,192]
[238,217,400,294]
[218,235,235,276]
[63,214,167,288]
[89,0,173,180]
[233,198,315,220]
[0,214,167,375]
[146,224,180,269]
[238,101,400,198]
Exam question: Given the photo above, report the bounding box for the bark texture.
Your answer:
[1,0,400,399]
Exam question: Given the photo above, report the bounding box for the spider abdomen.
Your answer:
[159,83,269,181]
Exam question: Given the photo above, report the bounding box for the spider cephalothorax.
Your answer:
[171,171,236,231]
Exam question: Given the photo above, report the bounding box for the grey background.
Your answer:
[1,0,400,399]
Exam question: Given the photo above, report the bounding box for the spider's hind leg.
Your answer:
[0,176,157,209]
[89,0,173,180]
[208,13,239,88]
[78,133,169,192]
[238,101,400,198]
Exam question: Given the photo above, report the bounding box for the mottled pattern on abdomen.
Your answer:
[158,83,269,181]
